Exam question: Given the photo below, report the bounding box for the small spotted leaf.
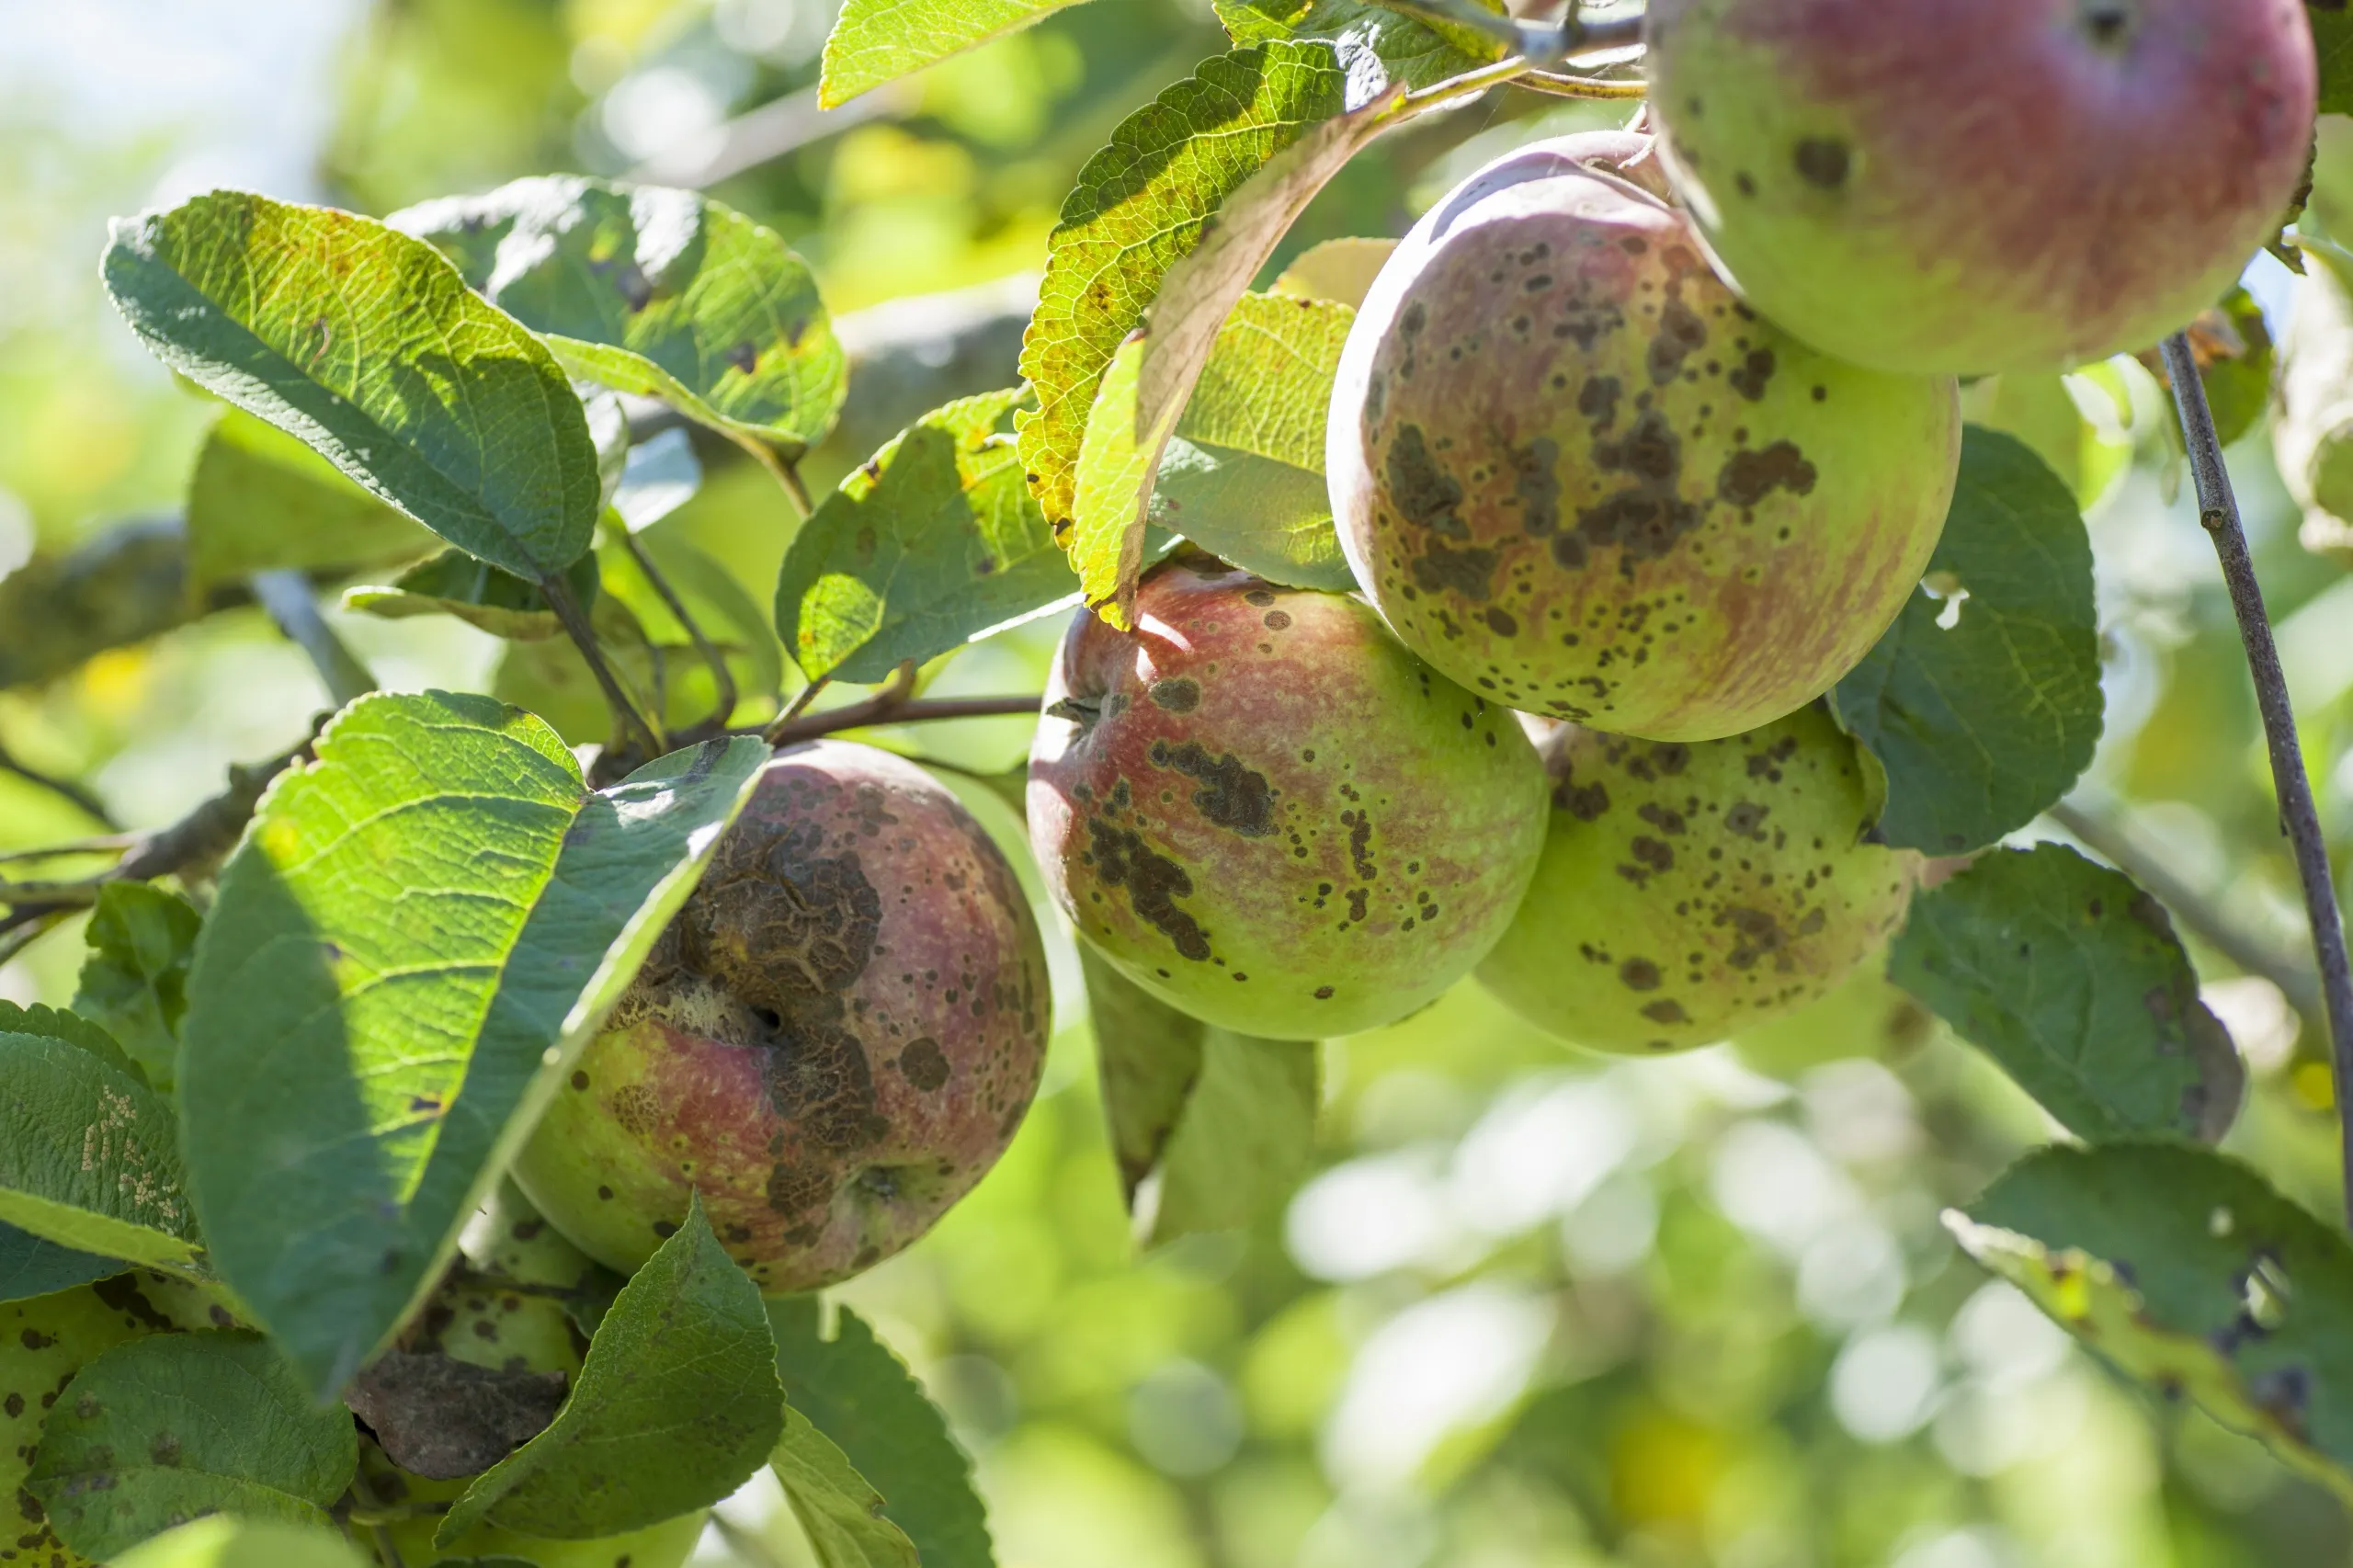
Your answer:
[393,176,847,461]
[437,1197,784,1544]
[103,191,602,580]
[1951,1141,2353,1502]
[73,882,203,1094]
[0,1003,199,1270]
[1080,950,1319,1246]
[1890,843,2244,1143]
[179,694,767,1400]
[776,388,1078,684]
[1831,426,2102,853]
[26,1331,359,1560]
[1152,291,1358,590]
[769,1297,995,1568]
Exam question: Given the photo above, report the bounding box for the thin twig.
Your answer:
[764,662,915,745]
[0,740,118,830]
[540,569,664,759]
[0,836,136,865]
[2164,330,2353,1218]
[616,530,740,728]
[0,880,104,907]
[250,569,377,709]
[761,665,1039,750]
[2046,798,2325,1023]
[0,906,71,963]
[777,675,831,729]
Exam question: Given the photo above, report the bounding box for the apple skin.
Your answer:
[1643,0,2315,374]
[4,1273,236,1568]
[1326,131,1958,743]
[1478,704,1915,1053]
[1028,557,1549,1038]
[516,741,1050,1293]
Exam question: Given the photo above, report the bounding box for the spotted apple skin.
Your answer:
[1479,703,1915,1052]
[1028,557,1549,1038]
[1327,131,1958,743]
[515,741,1050,1293]
[1645,0,2315,375]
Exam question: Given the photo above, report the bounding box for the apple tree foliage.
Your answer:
[4,1,2353,1561]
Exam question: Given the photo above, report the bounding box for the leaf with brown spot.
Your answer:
[1954,1142,2353,1502]
[1891,843,2243,1142]
[345,1350,568,1481]
[27,1331,358,1560]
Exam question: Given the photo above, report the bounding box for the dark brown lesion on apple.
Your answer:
[1084,816,1211,960]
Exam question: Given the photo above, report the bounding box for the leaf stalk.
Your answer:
[539,567,665,760]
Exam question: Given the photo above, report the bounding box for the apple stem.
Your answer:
[2162,329,2353,1218]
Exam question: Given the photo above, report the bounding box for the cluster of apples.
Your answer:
[514,0,2316,1296]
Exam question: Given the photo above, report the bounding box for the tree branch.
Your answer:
[2046,797,2324,1022]
[2163,330,2353,1217]
[760,688,1041,750]
[0,739,118,831]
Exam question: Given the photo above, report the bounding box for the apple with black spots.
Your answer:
[1479,704,1915,1052]
[516,742,1051,1292]
[1028,556,1549,1038]
[1643,0,2315,374]
[1327,130,1960,742]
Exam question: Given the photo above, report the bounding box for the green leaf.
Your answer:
[0,1222,118,1304]
[103,190,602,579]
[1152,291,1356,589]
[73,884,203,1095]
[393,176,846,460]
[1891,844,2244,1142]
[491,594,665,746]
[1079,952,1317,1245]
[769,1297,994,1568]
[0,1003,197,1268]
[1830,426,2102,854]
[26,1331,358,1559]
[112,1517,376,1568]
[1216,0,1508,90]
[1953,1141,2353,1501]
[178,692,767,1398]
[2313,4,2353,117]
[771,1405,923,1568]
[438,1198,784,1544]
[1018,41,1379,621]
[819,0,1095,108]
[342,548,601,641]
[780,388,1076,684]
[185,410,438,596]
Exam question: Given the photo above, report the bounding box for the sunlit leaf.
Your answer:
[179,694,767,1397]
[112,1517,375,1568]
[1216,0,1508,90]
[104,190,601,578]
[394,176,846,460]
[771,1406,921,1568]
[73,883,203,1093]
[820,0,1096,108]
[1270,234,1398,308]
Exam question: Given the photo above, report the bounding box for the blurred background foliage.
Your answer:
[2,3,2349,1564]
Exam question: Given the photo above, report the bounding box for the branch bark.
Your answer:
[2163,330,2353,1218]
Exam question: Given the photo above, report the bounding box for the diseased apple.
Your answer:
[1479,705,1915,1053]
[515,742,1050,1292]
[1327,131,1958,742]
[1028,556,1549,1038]
[1643,0,2315,374]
